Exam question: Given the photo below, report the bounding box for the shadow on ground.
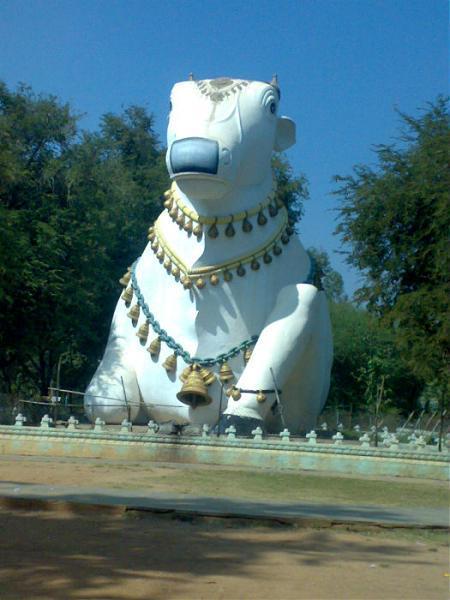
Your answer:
[0,499,446,600]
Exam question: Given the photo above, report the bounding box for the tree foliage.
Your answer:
[334,98,449,402]
[0,82,168,396]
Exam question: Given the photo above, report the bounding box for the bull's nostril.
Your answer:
[170,138,219,175]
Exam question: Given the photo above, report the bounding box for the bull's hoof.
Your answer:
[217,414,265,437]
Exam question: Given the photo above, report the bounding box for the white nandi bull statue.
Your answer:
[85,77,333,434]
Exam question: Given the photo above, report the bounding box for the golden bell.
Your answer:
[207,223,219,238]
[268,203,278,217]
[121,286,133,305]
[176,367,212,408]
[257,210,268,226]
[148,336,161,357]
[223,270,233,282]
[151,239,159,251]
[209,273,219,286]
[263,252,272,264]
[119,270,131,287]
[225,222,235,237]
[176,213,185,227]
[136,321,149,342]
[147,228,156,241]
[242,217,253,233]
[196,277,206,289]
[172,265,180,277]
[162,353,177,372]
[231,387,241,401]
[243,346,253,364]
[156,248,164,261]
[182,276,193,290]
[127,304,140,322]
[169,206,178,219]
[256,390,267,403]
[199,366,216,386]
[164,197,173,209]
[163,189,172,200]
[193,223,203,237]
[163,257,172,270]
[250,258,260,270]
[184,220,193,233]
[179,365,192,383]
[219,362,234,382]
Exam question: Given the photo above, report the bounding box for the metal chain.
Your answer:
[130,251,315,367]
[130,262,258,366]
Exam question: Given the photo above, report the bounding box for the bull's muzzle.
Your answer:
[170,137,219,175]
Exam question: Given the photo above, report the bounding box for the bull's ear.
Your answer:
[274,117,296,151]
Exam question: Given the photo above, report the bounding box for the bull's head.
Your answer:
[166,77,296,200]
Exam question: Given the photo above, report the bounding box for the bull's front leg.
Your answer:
[84,308,141,424]
[222,284,320,433]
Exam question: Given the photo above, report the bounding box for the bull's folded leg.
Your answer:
[217,413,265,436]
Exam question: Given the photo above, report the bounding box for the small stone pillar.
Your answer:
[332,431,344,445]
[359,433,371,449]
[225,425,236,440]
[251,426,263,442]
[40,414,53,429]
[337,423,344,432]
[306,430,317,445]
[354,424,361,433]
[94,417,106,433]
[201,424,210,438]
[388,435,399,450]
[67,416,79,431]
[14,413,26,427]
[279,428,290,443]
[320,422,328,431]
[416,435,427,451]
[147,420,159,435]
[120,419,132,434]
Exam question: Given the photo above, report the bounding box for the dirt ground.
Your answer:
[0,454,448,599]
[0,505,448,600]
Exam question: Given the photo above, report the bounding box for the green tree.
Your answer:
[0,82,168,401]
[334,97,449,448]
[272,153,308,228]
[306,247,346,302]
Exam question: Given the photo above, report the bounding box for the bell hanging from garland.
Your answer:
[225,221,235,237]
[242,216,253,233]
[184,220,193,233]
[236,264,246,277]
[250,258,260,270]
[127,304,140,323]
[162,353,177,372]
[181,276,193,290]
[223,270,233,282]
[121,286,133,305]
[176,213,185,228]
[257,210,267,226]
[199,366,216,386]
[119,269,131,287]
[231,387,241,401]
[195,277,206,289]
[136,321,149,343]
[281,232,290,244]
[209,274,219,286]
[176,365,212,408]
[263,252,272,264]
[169,206,178,220]
[193,223,203,237]
[273,243,282,256]
[148,336,161,357]
[163,196,173,210]
[268,203,278,217]
[207,222,219,238]
[256,390,267,403]
[243,346,253,364]
[179,365,192,383]
[219,362,234,382]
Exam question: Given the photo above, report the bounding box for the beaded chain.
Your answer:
[130,260,259,366]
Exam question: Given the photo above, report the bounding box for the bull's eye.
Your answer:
[270,101,277,114]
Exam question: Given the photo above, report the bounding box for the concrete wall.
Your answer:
[1,424,449,481]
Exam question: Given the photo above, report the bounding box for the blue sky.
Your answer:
[1,0,448,296]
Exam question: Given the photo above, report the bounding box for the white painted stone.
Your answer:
[84,77,333,432]
[332,431,344,445]
[225,425,237,440]
[251,426,263,442]
[14,413,26,427]
[93,417,105,433]
[147,420,159,435]
[120,419,132,434]
[67,416,79,431]
[279,428,290,442]
[306,430,317,445]
[40,414,53,429]
[359,433,371,448]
